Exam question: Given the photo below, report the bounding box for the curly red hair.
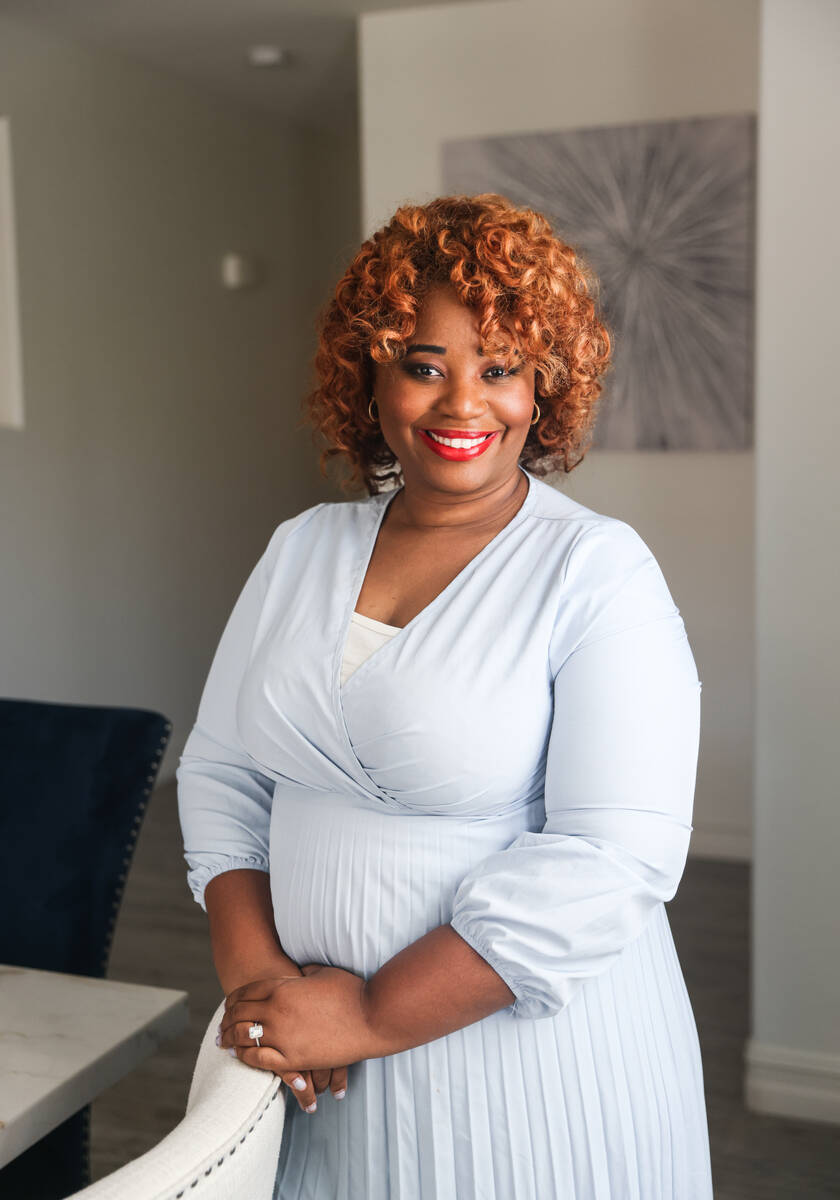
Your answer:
[302,193,612,495]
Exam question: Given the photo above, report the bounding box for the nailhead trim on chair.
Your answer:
[170,1085,283,1199]
[80,1104,92,1188]
[99,720,173,975]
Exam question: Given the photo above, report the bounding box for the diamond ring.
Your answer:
[248,1022,264,1047]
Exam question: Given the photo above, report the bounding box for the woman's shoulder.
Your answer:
[259,493,375,569]
[526,487,688,676]
[525,472,679,637]
[526,472,653,576]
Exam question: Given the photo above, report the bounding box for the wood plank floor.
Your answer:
[90,781,840,1196]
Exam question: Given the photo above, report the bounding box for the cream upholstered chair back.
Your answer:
[66,997,287,1199]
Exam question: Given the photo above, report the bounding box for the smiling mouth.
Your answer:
[421,429,499,448]
[416,428,501,461]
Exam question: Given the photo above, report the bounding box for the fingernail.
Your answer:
[228,1047,237,1058]
[334,1089,346,1100]
[292,1077,307,1091]
[215,1033,221,1047]
[305,1101,317,1113]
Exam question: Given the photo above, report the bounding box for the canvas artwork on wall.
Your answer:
[0,116,24,430]
[441,114,756,451]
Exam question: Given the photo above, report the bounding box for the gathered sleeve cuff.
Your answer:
[177,724,274,913]
[449,520,702,1021]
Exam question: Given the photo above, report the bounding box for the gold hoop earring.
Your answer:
[368,397,378,423]
[530,402,541,426]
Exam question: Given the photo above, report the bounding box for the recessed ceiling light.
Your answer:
[248,45,286,68]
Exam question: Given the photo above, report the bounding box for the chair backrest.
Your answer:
[0,697,171,977]
[0,697,172,1200]
[64,997,287,1200]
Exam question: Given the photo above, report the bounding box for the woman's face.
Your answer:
[371,283,536,499]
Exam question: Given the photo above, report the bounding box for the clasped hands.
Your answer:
[218,961,385,1114]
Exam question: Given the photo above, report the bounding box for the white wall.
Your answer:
[0,17,358,780]
[359,0,760,859]
[746,0,840,1124]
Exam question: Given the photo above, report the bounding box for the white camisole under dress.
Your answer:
[340,610,401,688]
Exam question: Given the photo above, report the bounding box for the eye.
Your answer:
[485,365,521,380]
[403,364,443,379]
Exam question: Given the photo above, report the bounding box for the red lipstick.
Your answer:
[417,428,501,461]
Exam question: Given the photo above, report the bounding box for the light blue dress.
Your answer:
[176,467,714,1199]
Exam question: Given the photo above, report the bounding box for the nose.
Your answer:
[433,378,489,421]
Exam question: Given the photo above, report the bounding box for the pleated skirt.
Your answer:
[269,788,714,1199]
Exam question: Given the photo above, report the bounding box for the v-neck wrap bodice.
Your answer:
[176,468,712,1199]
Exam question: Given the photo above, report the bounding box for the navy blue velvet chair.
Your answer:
[0,698,172,1199]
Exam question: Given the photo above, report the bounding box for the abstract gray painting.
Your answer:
[441,114,756,450]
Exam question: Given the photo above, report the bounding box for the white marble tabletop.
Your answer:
[0,963,189,1168]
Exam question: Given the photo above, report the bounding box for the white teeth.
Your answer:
[426,431,492,448]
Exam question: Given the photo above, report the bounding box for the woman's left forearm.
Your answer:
[361,924,516,1057]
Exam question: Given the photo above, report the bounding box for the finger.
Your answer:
[218,1014,264,1047]
[310,1068,331,1095]
[224,981,270,1009]
[230,1042,300,1082]
[329,1065,348,1100]
[220,996,282,1039]
[279,1069,318,1113]
[224,995,271,1026]
[223,1018,275,1052]
[229,1042,328,1115]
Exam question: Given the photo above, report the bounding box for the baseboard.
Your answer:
[744,1039,840,1125]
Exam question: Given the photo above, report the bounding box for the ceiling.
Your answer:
[0,0,489,134]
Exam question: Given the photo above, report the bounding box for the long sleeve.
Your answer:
[448,519,702,1021]
[175,528,281,913]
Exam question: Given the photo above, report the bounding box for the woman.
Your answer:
[177,194,714,1199]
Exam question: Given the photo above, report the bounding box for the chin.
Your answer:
[403,454,521,495]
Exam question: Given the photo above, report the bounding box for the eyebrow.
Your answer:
[404,343,522,358]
